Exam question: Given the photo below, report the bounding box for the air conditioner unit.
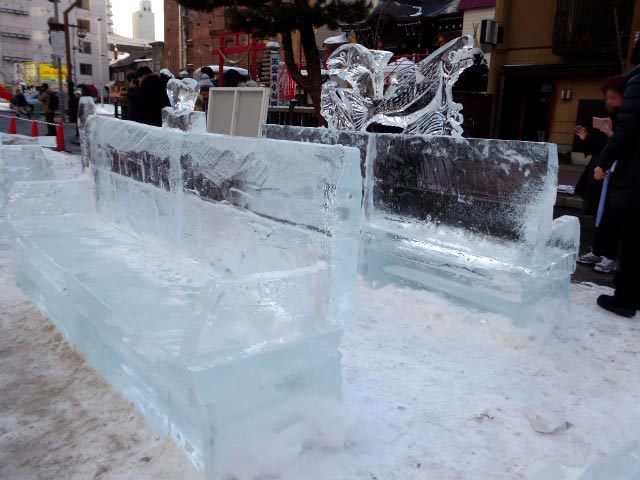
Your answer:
[480,19,500,46]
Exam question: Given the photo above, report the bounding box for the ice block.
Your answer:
[7,115,362,476]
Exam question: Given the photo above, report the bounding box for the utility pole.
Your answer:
[64,0,82,121]
[51,0,64,120]
[98,18,104,107]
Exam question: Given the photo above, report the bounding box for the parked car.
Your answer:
[23,92,41,114]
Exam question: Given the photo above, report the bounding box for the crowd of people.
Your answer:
[125,66,171,127]
[574,40,640,318]
[123,66,260,124]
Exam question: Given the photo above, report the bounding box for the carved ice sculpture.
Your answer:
[321,35,475,136]
[167,77,200,110]
[163,78,206,132]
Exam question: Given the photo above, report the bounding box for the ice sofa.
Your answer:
[6,115,362,474]
[264,125,579,319]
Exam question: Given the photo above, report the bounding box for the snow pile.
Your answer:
[2,238,640,479]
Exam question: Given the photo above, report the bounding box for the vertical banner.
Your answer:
[276,63,297,101]
[269,50,280,106]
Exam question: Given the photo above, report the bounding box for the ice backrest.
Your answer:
[263,125,559,250]
[368,134,558,246]
[84,116,362,261]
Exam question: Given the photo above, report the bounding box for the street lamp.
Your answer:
[71,27,86,85]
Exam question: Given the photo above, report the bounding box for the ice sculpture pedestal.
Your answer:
[7,116,362,475]
[161,106,206,132]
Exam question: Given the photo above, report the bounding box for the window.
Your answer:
[80,63,93,75]
[79,40,92,54]
[79,0,90,9]
[118,71,124,81]
[77,19,90,32]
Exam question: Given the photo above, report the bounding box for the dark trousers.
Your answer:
[45,112,56,136]
[613,215,640,305]
[593,207,621,259]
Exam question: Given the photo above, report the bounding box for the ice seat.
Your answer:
[7,116,362,475]
[0,145,82,215]
[264,125,579,319]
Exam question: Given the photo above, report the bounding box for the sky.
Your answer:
[110,0,165,41]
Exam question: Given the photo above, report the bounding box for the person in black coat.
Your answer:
[574,75,626,271]
[134,66,171,127]
[594,40,640,317]
[126,72,140,122]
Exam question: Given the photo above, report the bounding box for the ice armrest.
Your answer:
[549,215,580,255]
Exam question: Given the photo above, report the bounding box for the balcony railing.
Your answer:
[0,31,31,40]
[0,7,29,15]
[553,0,634,57]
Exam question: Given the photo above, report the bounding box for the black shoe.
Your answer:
[597,295,637,318]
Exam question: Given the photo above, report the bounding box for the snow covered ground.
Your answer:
[2,234,639,479]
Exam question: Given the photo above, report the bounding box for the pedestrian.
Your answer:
[11,87,29,117]
[594,40,640,317]
[222,69,244,88]
[70,89,82,137]
[38,83,57,136]
[575,74,627,273]
[126,73,139,122]
[134,66,171,127]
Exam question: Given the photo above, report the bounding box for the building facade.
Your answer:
[0,0,109,91]
[459,0,495,64]
[163,0,226,75]
[133,0,155,42]
[489,0,640,147]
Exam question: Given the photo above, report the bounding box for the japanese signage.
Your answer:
[23,62,68,87]
[276,63,297,101]
[39,62,68,84]
[269,50,280,105]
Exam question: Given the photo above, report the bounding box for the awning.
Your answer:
[364,0,459,22]
[457,0,495,10]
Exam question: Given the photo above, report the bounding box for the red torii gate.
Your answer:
[212,32,267,86]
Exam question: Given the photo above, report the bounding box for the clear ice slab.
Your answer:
[7,115,362,475]
[264,125,580,320]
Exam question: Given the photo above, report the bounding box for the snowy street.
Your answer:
[1,232,639,479]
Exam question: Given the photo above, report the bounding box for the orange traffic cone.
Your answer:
[30,118,39,137]
[8,115,17,134]
[56,121,66,152]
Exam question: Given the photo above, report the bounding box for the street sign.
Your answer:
[50,30,66,57]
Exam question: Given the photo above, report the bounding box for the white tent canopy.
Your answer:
[193,65,250,79]
[323,33,349,45]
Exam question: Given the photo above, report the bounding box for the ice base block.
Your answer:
[264,125,580,321]
[7,116,362,475]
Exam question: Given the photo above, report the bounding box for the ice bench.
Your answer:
[264,125,579,320]
[7,116,362,475]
